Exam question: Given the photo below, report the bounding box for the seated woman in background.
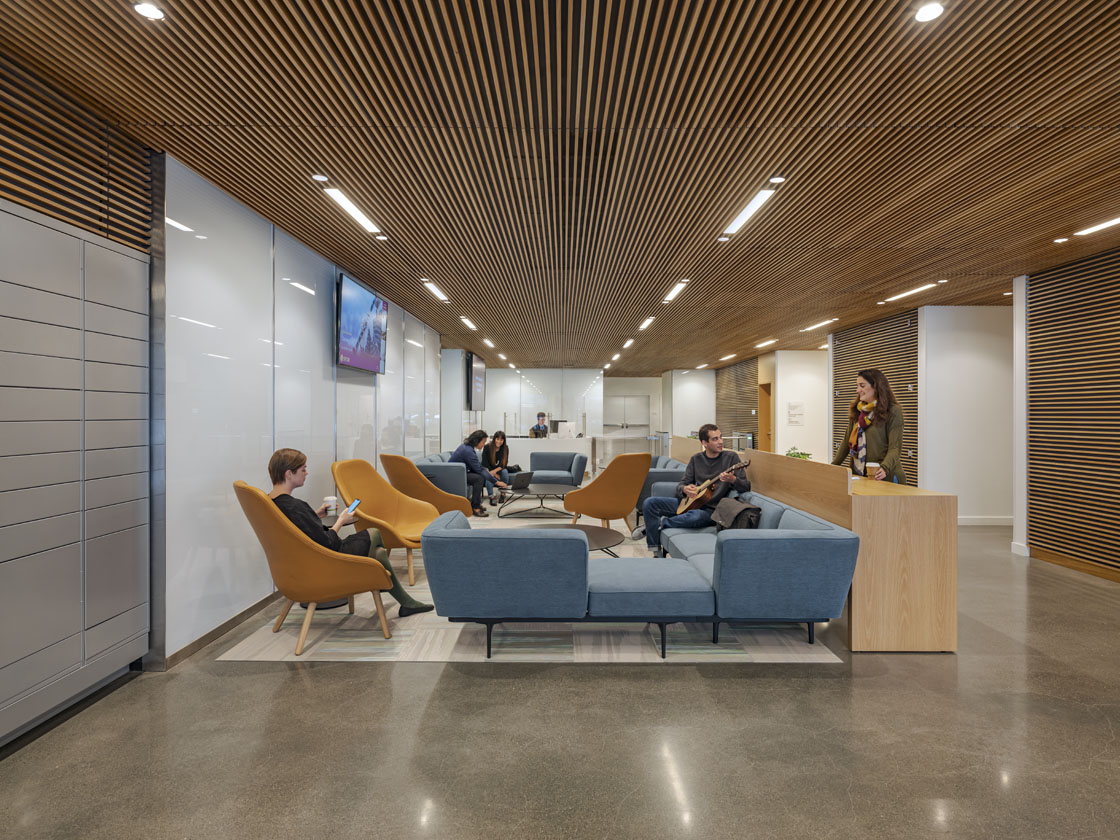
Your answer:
[831,368,907,484]
[481,429,511,506]
[267,448,432,617]
[449,430,509,516]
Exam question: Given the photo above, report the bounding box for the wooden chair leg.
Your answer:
[272,599,295,633]
[347,595,355,614]
[372,590,391,639]
[601,518,610,529]
[571,513,580,524]
[406,547,415,586]
[295,602,317,655]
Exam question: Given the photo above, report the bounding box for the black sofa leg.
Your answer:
[807,621,815,644]
[659,623,667,658]
[485,621,494,658]
[712,621,720,644]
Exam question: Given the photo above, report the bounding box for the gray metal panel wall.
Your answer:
[0,199,151,744]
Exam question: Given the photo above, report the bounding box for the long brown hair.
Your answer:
[488,430,507,456]
[848,368,899,423]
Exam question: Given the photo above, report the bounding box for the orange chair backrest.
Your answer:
[565,452,652,519]
[331,459,401,521]
[380,453,472,516]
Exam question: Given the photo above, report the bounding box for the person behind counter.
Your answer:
[449,430,509,516]
[831,368,906,483]
[481,429,511,506]
[267,448,432,617]
[529,412,549,438]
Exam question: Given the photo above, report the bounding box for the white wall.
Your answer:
[463,367,604,440]
[919,306,1013,525]
[604,376,663,431]
[661,370,673,436]
[671,369,716,437]
[772,350,829,461]
[165,158,441,657]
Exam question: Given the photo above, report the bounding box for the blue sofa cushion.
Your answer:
[688,553,716,587]
[664,530,717,559]
[588,557,714,617]
[746,494,785,529]
[531,452,577,471]
[531,470,577,486]
[777,509,831,530]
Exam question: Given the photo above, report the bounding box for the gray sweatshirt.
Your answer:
[675,450,750,510]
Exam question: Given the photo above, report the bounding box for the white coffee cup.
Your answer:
[865,462,880,479]
[323,496,338,514]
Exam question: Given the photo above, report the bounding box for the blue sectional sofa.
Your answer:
[420,493,859,658]
[413,451,468,498]
[528,451,587,486]
[636,455,687,518]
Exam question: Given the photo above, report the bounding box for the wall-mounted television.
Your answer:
[337,274,388,374]
[465,351,486,410]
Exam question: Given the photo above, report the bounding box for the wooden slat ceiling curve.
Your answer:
[2,0,1118,376]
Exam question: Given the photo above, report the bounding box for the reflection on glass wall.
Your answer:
[482,368,603,437]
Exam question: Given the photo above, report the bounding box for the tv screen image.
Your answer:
[338,274,388,374]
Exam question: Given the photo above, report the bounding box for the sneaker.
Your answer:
[473,507,489,517]
[630,524,646,541]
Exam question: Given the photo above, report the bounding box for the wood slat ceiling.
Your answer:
[2,0,1118,375]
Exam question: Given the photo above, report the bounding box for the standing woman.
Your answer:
[481,429,511,506]
[831,368,907,484]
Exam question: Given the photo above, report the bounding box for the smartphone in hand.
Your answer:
[346,498,361,514]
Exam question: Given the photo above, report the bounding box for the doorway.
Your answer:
[758,383,773,452]
[602,394,651,465]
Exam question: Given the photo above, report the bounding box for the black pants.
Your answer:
[466,472,485,508]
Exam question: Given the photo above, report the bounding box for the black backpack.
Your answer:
[711,497,761,531]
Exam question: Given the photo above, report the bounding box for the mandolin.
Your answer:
[675,459,751,515]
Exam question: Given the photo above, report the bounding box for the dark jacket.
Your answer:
[271,493,370,555]
[676,450,750,511]
[449,443,496,485]
[481,442,508,471]
[832,403,907,484]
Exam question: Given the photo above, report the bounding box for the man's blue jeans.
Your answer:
[643,496,713,549]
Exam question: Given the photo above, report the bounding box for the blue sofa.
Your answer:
[636,455,687,518]
[413,451,468,498]
[420,495,859,658]
[528,451,587,487]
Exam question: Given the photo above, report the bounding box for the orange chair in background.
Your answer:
[233,481,393,656]
[380,453,472,518]
[563,452,651,532]
[331,459,439,586]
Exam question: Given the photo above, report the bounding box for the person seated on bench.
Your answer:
[449,430,510,517]
[642,424,749,555]
[481,429,511,506]
[267,448,432,617]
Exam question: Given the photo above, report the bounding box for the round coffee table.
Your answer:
[529,523,625,556]
[497,483,574,518]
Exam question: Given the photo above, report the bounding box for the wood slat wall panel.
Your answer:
[0,55,152,252]
[716,357,759,446]
[1027,248,1120,581]
[831,311,919,485]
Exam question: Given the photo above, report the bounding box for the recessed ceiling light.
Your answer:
[719,354,736,361]
[134,3,165,20]
[323,188,380,233]
[756,339,777,348]
[799,317,838,332]
[717,236,730,242]
[375,235,388,241]
[508,363,515,369]
[915,3,944,22]
[937,279,949,283]
[460,317,477,330]
[499,353,507,360]
[1053,238,1069,243]
[663,279,690,303]
[405,338,424,348]
[1074,215,1120,236]
[819,344,828,349]
[623,338,634,348]
[483,338,494,348]
[289,281,315,296]
[423,280,448,301]
[1003,292,1013,296]
[604,363,611,369]
[612,353,620,361]
[885,282,937,302]
[724,189,776,235]
[696,363,709,369]
[194,235,207,240]
[311,174,329,182]
[638,317,655,330]
[769,176,786,184]
[877,301,886,305]
[165,218,192,231]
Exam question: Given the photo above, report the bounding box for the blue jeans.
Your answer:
[487,468,510,498]
[643,496,714,549]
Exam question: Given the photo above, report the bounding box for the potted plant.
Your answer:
[784,446,812,460]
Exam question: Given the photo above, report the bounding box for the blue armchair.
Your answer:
[529,451,587,486]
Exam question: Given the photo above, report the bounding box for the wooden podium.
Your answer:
[743,449,957,652]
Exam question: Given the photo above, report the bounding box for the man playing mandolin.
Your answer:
[642,424,750,556]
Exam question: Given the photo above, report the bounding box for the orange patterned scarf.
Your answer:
[848,400,877,475]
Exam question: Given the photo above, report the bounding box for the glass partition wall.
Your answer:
[480,368,604,439]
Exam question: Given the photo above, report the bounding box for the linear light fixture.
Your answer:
[324,188,380,233]
[134,3,165,21]
[483,338,494,348]
[604,363,611,369]
[756,339,777,348]
[612,353,620,361]
[663,279,690,303]
[165,218,192,231]
[696,363,709,369]
[623,338,634,348]
[819,344,828,349]
[723,189,776,235]
[1053,238,1069,243]
[423,280,448,301]
[799,317,838,332]
[499,353,507,360]
[460,317,477,330]
[915,3,944,22]
[638,316,655,330]
[885,283,937,302]
[289,281,315,296]
[405,338,424,348]
[1074,215,1120,236]
[719,354,736,361]
[508,363,515,369]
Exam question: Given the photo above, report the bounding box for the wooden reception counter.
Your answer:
[742,449,957,652]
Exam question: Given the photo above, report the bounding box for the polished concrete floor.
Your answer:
[3,527,1120,838]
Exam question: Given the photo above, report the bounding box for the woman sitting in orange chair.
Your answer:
[267,448,433,617]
